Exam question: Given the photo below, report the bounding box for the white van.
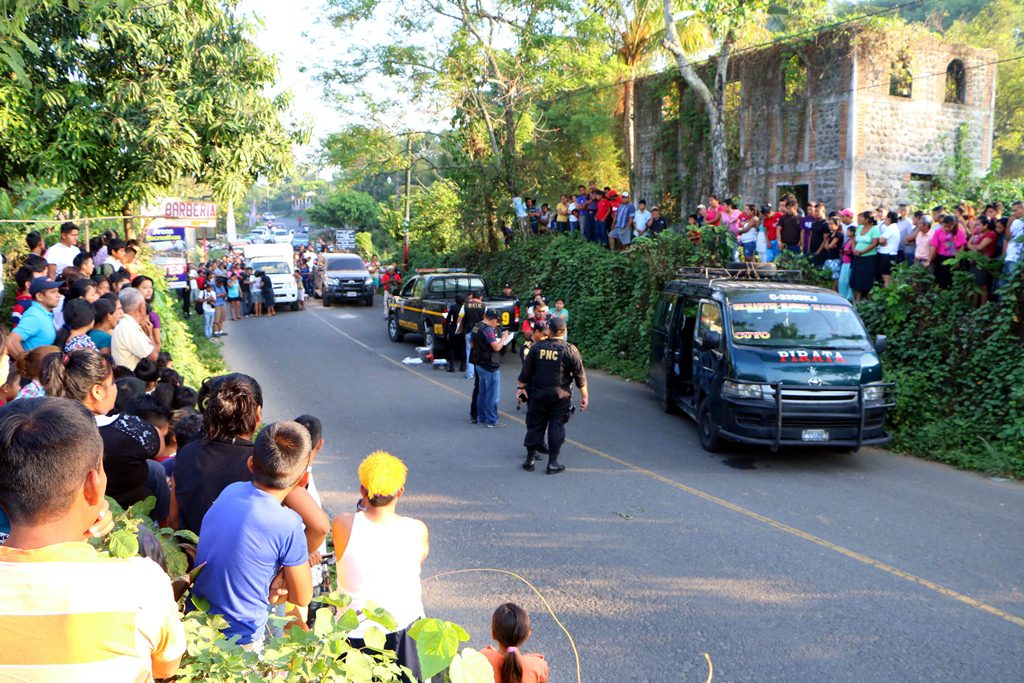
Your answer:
[243,243,299,311]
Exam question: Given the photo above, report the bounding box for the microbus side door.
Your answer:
[692,299,726,401]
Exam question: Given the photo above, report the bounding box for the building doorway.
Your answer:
[776,184,809,208]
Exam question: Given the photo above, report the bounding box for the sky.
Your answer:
[237,0,445,168]
[237,0,351,165]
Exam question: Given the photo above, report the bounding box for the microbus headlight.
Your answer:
[722,381,765,400]
[863,384,885,402]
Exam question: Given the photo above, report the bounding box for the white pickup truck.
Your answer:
[243,243,299,311]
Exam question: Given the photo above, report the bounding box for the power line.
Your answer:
[850,54,1024,95]
[542,0,945,100]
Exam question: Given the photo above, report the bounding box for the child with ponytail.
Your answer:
[481,602,549,683]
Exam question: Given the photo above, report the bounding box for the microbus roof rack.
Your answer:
[676,264,804,282]
[414,267,468,274]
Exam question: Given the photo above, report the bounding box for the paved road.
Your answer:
[218,300,1024,682]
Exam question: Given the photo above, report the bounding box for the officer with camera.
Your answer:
[516,316,588,474]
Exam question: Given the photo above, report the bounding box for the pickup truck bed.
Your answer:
[386,272,518,352]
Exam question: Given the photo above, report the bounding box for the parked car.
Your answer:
[270,227,293,244]
[247,227,270,244]
[387,269,518,352]
[648,265,894,452]
[262,212,277,222]
[291,233,310,249]
[313,253,373,307]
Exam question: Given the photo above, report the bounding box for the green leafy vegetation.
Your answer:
[99,504,491,683]
[140,259,226,387]
[0,0,297,217]
[415,231,733,379]
[858,264,1024,478]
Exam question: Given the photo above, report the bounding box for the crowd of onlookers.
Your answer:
[686,195,1023,305]
[508,180,668,250]
[507,181,1024,306]
[0,223,550,682]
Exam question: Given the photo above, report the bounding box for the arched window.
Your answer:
[945,59,966,104]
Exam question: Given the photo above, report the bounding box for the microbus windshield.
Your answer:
[727,297,872,349]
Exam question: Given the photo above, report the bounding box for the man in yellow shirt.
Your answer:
[0,397,186,682]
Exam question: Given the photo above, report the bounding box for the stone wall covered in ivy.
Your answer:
[633,25,997,216]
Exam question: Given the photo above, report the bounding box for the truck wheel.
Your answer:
[388,315,405,342]
[323,295,332,307]
[290,301,300,312]
[364,294,374,307]
[698,399,724,453]
[422,320,435,350]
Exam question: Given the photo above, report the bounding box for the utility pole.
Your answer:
[403,132,412,272]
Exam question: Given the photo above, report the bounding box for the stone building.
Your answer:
[632,25,997,215]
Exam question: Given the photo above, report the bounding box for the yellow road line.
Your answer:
[311,309,1024,630]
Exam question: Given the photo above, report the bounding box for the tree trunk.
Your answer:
[623,69,636,185]
[225,201,237,244]
[710,49,731,198]
[122,203,135,241]
[708,101,729,198]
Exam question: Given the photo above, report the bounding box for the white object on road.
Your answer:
[402,357,423,364]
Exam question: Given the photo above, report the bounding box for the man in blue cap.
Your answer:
[7,277,61,355]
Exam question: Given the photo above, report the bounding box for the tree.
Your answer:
[0,0,296,226]
[946,0,1024,176]
[660,1,773,197]
[379,179,465,255]
[590,0,675,182]
[323,0,582,243]
[308,189,380,229]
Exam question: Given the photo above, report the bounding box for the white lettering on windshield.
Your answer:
[776,350,847,363]
[768,293,819,302]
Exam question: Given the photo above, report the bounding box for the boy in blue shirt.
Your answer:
[192,421,314,649]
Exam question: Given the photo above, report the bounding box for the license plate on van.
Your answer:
[802,429,829,442]
[345,291,357,297]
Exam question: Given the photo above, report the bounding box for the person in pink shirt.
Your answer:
[704,195,722,226]
[719,198,742,235]
[929,215,967,288]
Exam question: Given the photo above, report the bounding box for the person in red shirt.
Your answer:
[380,265,402,316]
[9,266,35,327]
[594,190,612,245]
[762,203,783,262]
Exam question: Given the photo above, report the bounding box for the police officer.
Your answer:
[516,316,588,474]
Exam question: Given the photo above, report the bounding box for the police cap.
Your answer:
[484,308,500,320]
[547,316,566,334]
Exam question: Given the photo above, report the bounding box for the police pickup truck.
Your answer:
[648,266,894,452]
[387,269,519,353]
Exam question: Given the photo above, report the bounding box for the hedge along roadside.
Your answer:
[413,230,734,379]
[137,255,226,387]
[418,232,1023,478]
[858,262,1024,479]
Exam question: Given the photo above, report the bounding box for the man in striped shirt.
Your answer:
[0,397,185,682]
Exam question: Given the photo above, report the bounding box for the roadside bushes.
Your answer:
[140,259,226,387]
[858,264,1024,478]
[414,230,732,379]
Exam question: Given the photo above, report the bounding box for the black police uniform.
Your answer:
[444,305,465,372]
[517,337,586,473]
[460,301,485,421]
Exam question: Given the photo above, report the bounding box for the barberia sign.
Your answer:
[163,201,216,219]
